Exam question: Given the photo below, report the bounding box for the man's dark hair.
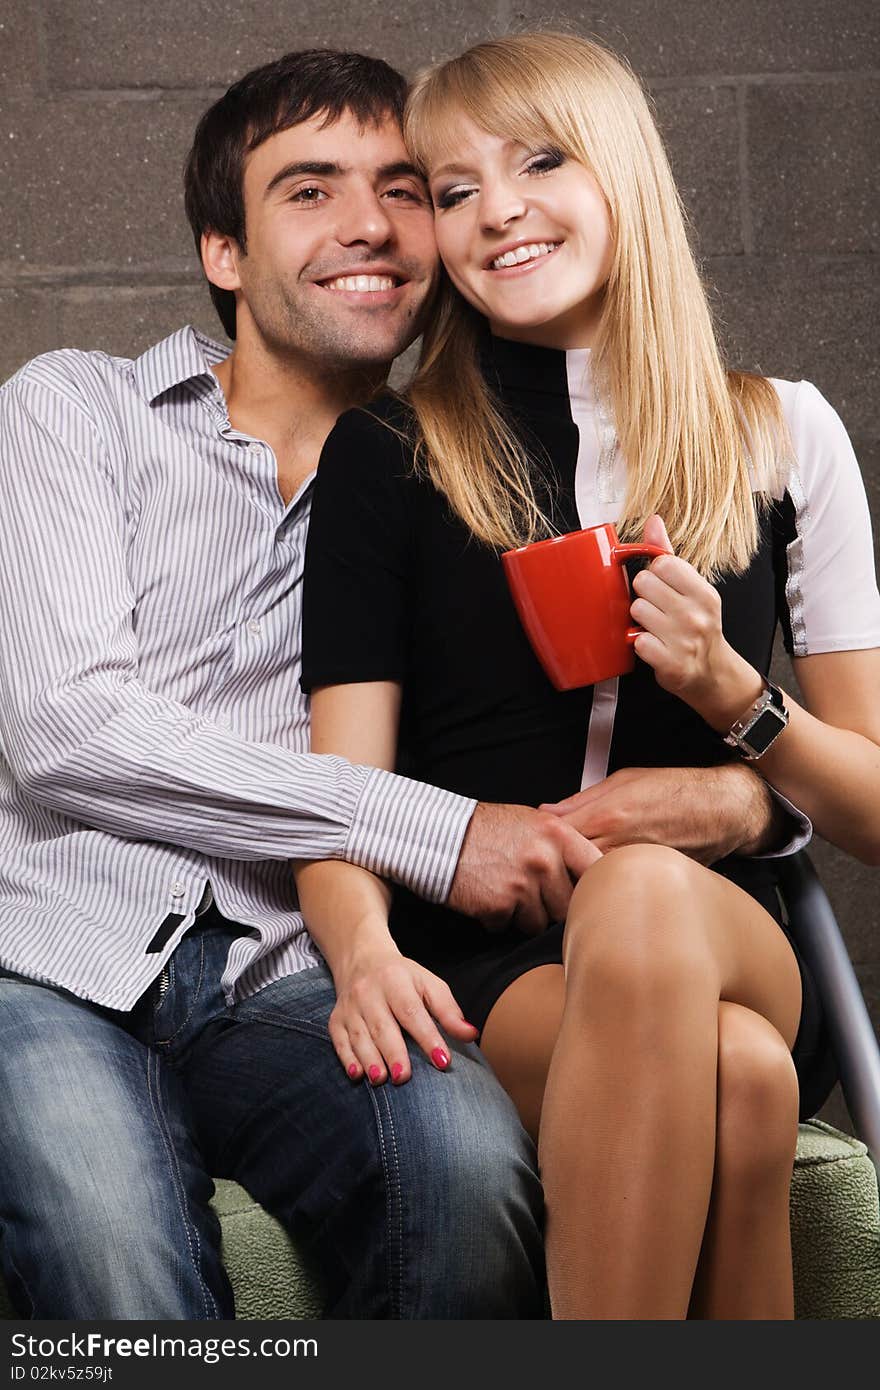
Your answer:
[184,50,408,339]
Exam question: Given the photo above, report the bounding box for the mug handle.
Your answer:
[610,542,669,645]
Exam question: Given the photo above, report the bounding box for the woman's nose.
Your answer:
[478,179,527,232]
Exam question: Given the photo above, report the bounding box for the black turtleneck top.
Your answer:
[301,335,879,974]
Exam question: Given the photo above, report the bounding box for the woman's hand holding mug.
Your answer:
[630,515,765,730]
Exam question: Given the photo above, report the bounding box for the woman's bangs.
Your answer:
[405,60,564,173]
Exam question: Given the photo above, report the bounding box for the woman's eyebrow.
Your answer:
[430,162,472,179]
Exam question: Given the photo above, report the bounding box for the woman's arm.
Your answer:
[630,519,880,864]
[293,681,477,1084]
[678,644,880,865]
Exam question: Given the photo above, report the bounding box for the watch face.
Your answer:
[744,707,786,755]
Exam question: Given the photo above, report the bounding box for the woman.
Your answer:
[295,33,880,1318]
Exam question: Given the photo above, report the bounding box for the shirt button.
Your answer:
[247,619,262,635]
[170,882,186,899]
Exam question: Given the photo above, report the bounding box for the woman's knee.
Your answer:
[715,1004,800,1183]
[572,843,697,910]
[563,845,715,1001]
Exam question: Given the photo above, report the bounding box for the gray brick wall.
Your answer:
[1,2,877,1129]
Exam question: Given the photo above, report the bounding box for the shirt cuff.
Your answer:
[343,767,477,903]
[751,785,813,859]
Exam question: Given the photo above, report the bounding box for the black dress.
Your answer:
[302,336,880,1120]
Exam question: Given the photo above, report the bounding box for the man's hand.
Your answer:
[540,764,788,866]
[447,803,602,934]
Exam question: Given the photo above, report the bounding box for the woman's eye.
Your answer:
[525,150,565,175]
[434,186,476,210]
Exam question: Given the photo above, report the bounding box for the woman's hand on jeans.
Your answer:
[329,940,478,1085]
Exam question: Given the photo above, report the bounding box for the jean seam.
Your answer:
[370,1084,402,1318]
[145,1047,217,1318]
[0,1229,35,1317]
[231,1005,328,1042]
[154,937,207,1047]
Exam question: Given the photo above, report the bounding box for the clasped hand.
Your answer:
[628,514,729,703]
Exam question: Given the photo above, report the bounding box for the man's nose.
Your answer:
[336,189,395,248]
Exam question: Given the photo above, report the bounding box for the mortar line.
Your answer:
[736,84,754,257]
[35,68,877,102]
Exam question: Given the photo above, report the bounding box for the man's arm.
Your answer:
[0,369,472,902]
[1,367,596,920]
[539,763,808,866]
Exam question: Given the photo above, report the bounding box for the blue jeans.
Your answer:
[0,912,545,1319]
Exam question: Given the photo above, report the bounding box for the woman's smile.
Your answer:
[430,119,613,348]
[485,240,562,273]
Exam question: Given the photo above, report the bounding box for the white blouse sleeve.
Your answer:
[773,379,880,656]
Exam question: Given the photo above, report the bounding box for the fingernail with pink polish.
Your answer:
[368,1064,382,1084]
[431,1047,450,1070]
[348,1063,360,1079]
[391,1062,404,1082]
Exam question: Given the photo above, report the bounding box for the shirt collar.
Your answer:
[132,325,229,404]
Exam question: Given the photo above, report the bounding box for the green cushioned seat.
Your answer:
[210,1178,323,1320]
[790,1121,880,1318]
[1,1120,877,1319]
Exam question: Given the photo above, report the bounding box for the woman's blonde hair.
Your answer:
[403,31,789,578]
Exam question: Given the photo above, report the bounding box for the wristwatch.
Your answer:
[723,678,789,760]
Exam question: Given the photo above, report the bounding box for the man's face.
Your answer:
[229,110,438,368]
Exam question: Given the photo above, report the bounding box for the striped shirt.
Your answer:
[0,326,476,1011]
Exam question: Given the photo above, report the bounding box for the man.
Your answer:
[0,49,803,1321]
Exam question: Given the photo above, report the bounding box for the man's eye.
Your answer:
[291,186,326,203]
[385,185,426,203]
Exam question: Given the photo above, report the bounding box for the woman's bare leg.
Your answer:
[482,983,799,1318]
[688,1002,798,1319]
[480,843,801,1319]
[480,963,564,1142]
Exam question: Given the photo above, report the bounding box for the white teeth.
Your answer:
[324,275,395,292]
[490,242,558,271]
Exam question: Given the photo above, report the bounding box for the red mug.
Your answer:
[501,522,668,690]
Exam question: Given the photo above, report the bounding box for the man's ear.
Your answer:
[201,229,242,292]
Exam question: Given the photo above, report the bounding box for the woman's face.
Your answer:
[428,117,614,349]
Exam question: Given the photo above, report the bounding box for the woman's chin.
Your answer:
[486,309,559,339]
